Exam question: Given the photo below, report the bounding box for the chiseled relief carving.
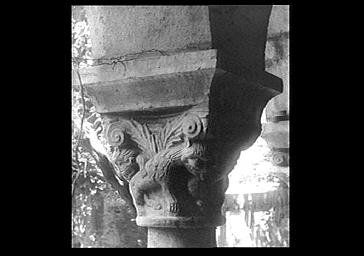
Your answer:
[103,111,208,217]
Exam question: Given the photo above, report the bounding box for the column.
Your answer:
[73,6,282,247]
[262,5,289,169]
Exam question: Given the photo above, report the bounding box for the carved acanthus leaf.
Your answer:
[127,120,156,160]
[159,116,184,150]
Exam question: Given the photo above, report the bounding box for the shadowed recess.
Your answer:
[208,5,282,92]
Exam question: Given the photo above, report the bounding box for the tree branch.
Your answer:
[79,138,137,217]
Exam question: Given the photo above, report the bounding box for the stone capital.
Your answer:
[74,6,283,233]
[80,62,279,228]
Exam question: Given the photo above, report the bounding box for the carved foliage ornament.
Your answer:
[102,112,208,217]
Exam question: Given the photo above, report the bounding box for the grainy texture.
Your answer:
[78,5,283,248]
[264,5,289,118]
[262,5,289,166]
[72,49,217,87]
[261,121,289,148]
[85,6,212,58]
[84,69,215,113]
[148,227,216,248]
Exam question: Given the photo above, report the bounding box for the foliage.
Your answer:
[239,164,289,247]
[247,184,289,247]
[72,6,93,69]
[219,136,289,247]
[71,7,146,248]
[72,7,102,247]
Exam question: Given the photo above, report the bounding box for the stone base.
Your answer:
[147,227,217,248]
[136,215,225,228]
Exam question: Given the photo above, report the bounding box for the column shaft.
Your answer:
[147,227,216,248]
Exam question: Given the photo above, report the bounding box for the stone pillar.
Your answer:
[148,227,216,248]
[261,5,289,168]
[73,6,282,248]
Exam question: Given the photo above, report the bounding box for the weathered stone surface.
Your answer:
[147,227,216,248]
[261,121,289,148]
[267,5,289,36]
[84,69,215,113]
[261,5,289,174]
[264,5,289,119]
[78,5,284,247]
[137,216,224,228]
[73,49,217,113]
[271,150,289,167]
[264,40,289,116]
[72,49,217,86]
[93,70,279,230]
[84,6,212,59]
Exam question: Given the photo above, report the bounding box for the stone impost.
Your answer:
[73,6,282,247]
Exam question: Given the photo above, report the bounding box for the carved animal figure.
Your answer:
[106,112,207,214]
[130,143,185,209]
[130,141,207,214]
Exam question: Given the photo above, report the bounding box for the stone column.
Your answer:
[73,6,282,248]
[261,5,289,169]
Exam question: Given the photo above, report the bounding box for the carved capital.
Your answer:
[96,108,227,227]
[84,64,280,229]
